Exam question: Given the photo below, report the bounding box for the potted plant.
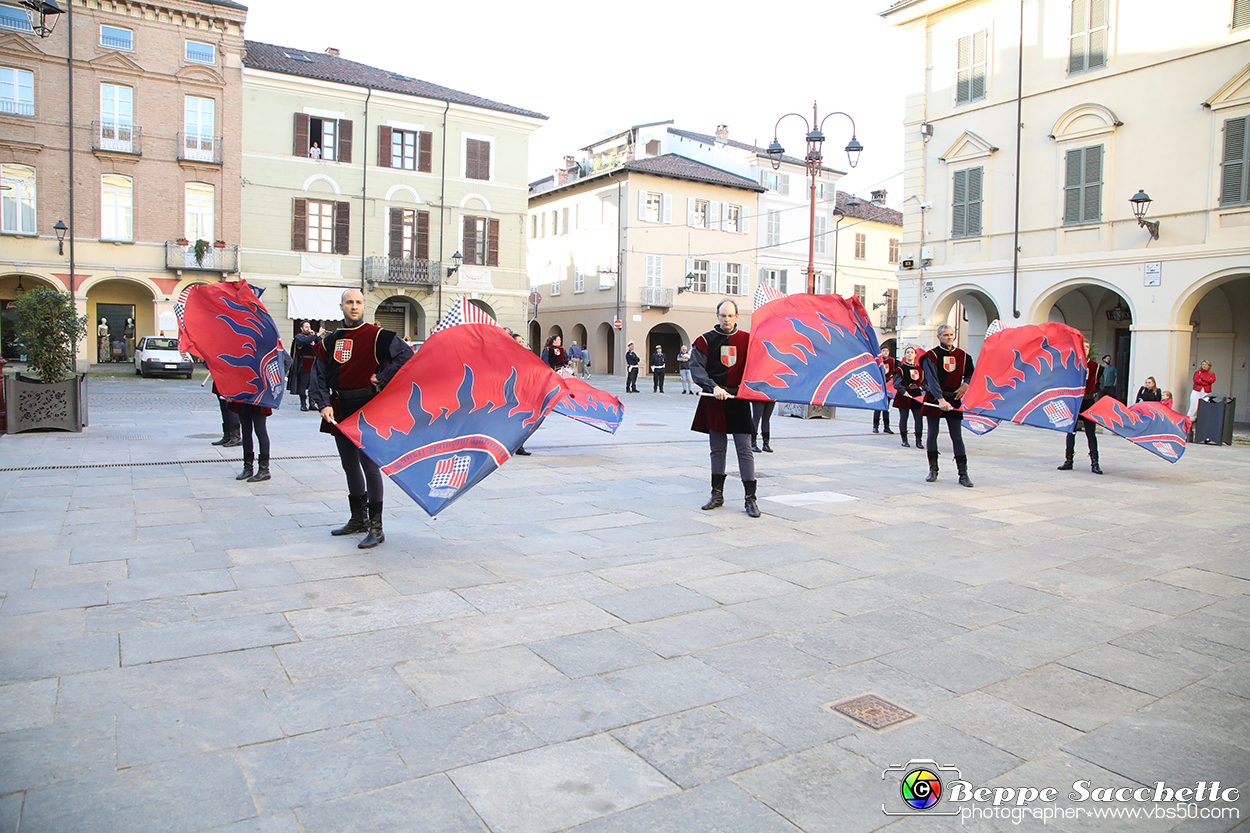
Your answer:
[193,238,210,265]
[176,237,189,246]
[213,239,226,248]
[4,286,89,433]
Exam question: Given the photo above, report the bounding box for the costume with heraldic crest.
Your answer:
[893,353,925,449]
[691,310,759,517]
[920,329,975,487]
[310,315,411,548]
[1060,359,1104,474]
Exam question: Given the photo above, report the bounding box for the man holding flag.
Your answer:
[921,324,975,488]
[310,289,412,548]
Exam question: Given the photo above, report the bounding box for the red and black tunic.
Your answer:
[920,345,974,416]
[893,362,925,410]
[690,325,755,434]
[310,322,399,434]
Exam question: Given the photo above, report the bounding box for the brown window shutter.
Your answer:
[486,218,500,267]
[465,140,479,179]
[293,113,309,157]
[378,126,392,167]
[388,207,404,259]
[292,198,307,251]
[333,201,351,254]
[418,131,433,173]
[462,215,477,264]
[481,141,491,181]
[416,211,430,260]
[337,120,353,164]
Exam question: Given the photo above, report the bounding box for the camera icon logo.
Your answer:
[882,759,962,816]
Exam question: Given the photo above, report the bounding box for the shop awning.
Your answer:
[286,285,347,321]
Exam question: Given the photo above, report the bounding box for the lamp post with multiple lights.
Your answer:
[767,102,862,295]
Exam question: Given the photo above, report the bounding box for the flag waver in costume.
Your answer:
[1081,398,1191,463]
[338,324,564,516]
[176,280,286,409]
[736,294,887,411]
[960,322,1088,433]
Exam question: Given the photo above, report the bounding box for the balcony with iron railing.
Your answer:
[879,311,898,331]
[165,242,239,273]
[92,120,141,155]
[0,98,34,117]
[364,256,440,286]
[640,286,674,309]
[177,132,222,164]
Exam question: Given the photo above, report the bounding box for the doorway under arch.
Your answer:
[375,295,426,342]
[1037,282,1132,401]
[595,321,615,375]
[646,322,689,373]
[1180,274,1249,421]
[85,278,157,364]
[528,320,541,353]
[571,323,588,354]
[931,287,1000,360]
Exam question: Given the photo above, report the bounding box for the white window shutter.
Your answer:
[781,174,790,196]
[740,206,750,235]
[685,257,694,281]
[662,193,672,224]
[714,262,725,294]
[687,197,696,227]
[708,201,720,230]
[638,190,647,222]
[779,269,787,293]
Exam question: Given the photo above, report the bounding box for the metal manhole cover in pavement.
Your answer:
[827,695,916,730]
[186,434,220,439]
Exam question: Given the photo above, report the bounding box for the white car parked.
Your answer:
[134,336,194,379]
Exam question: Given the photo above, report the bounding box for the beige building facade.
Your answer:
[239,43,545,341]
[0,0,246,366]
[883,0,1250,419]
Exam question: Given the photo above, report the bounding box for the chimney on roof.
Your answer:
[324,47,340,57]
[554,155,579,186]
[871,189,887,205]
[715,124,729,143]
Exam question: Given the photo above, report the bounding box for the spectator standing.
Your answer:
[1187,360,1216,419]
[567,340,585,378]
[678,345,693,394]
[1100,355,1118,400]
[541,335,568,374]
[650,345,666,392]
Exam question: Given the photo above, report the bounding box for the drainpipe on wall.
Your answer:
[437,99,451,325]
[360,87,371,295]
[1011,0,1024,319]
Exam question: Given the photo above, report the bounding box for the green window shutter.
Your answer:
[971,31,987,100]
[1082,146,1103,222]
[966,167,984,235]
[956,35,971,104]
[1222,117,1249,206]
[1088,0,1107,69]
[951,168,968,237]
[1069,0,1088,73]
[1235,0,1250,30]
[1064,148,1083,223]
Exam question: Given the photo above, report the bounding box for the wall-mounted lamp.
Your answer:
[446,250,463,277]
[1129,190,1160,240]
[1106,300,1132,322]
[20,0,63,37]
[677,272,695,294]
[54,220,68,255]
[14,275,26,296]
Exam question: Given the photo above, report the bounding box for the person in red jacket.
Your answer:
[1187,360,1216,419]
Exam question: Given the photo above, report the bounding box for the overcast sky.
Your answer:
[244,1,910,205]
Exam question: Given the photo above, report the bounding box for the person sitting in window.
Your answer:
[308,142,321,159]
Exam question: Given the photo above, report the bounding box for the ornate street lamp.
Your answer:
[53,220,67,255]
[1129,189,1160,240]
[19,0,63,37]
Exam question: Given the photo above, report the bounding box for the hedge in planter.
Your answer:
[5,287,89,432]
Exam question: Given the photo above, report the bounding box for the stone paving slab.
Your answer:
[2,375,1249,831]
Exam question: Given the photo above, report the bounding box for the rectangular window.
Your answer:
[573,270,584,293]
[185,40,215,65]
[815,182,828,200]
[465,138,490,180]
[184,182,213,242]
[1063,145,1102,224]
[1237,0,1250,30]
[392,129,416,170]
[550,271,561,295]
[1220,116,1249,206]
[306,200,334,253]
[694,199,709,229]
[854,285,866,305]
[645,192,662,223]
[814,214,828,254]
[888,238,900,264]
[292,198,349,254]
[951,166,984,237]
[99,84,134,153]
[100,25,132,50]
[763,268,788,294]
[725,263,741,295]
[766,210,781,247]
[101,174,132,241]
[1069,0,1108,74]
[531,214,538,239]
[551,209,558,236]
[377,126,431,172]
[388,207,429,260]
[1,163,36,234]
[0,66,33,117]
[690,259,708,293]
[761,171,790,195]
[645,254,662,288]
[462,215,499,266]
[723,204,741,233]
[183,96,215,161]
[854,232,866,259]
[956,30,987,104]
[562,207,569,235]
[0,4,33,32]
[294,114,352,163]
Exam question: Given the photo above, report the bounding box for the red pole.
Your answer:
[807,173,817,294]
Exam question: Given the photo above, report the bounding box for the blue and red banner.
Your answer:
[737,294,887,411]
[176,281,286,409]
[963,412,1001,435]
[552,375,623,434]
[337,324,564,516]
[961,323,1087,433]
[1081,398,1191,463]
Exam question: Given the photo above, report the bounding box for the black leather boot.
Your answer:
[331,494,368,536]
[299,394,308,412]
[925,453,939,483]
[762,433,773,453]
[222,426,242,448]
[248,456,271,482]
[956,455,974,488]
[1058,456,1074,470]
[211,422,231,446]
[358,502,384,548]
[743,480,761,518]
[916,432,924,449]
[1090,454,1103,475]
[901,435,910,447]
[751,439,762,453]
[702,474,726,510]
[235,455,253,480]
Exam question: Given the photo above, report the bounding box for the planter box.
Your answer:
[777,402,835,420]
[4,373,88,433]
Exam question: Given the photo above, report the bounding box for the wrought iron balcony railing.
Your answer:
[879,311,898,331]
[364,256,440,286]
[177,132,222,164]
[93,120,141,155]
[0,98,34,117]
[165,242,239,273]
[640,286,674,308]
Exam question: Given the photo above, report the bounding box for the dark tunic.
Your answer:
[920,345,974,416]
[893,362,925,410]
[288,332,322,393]
[309,322,408,434]
[690,325,754,434]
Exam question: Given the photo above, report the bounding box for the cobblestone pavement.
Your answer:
[2,374,1248,832]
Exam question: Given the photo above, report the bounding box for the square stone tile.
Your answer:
[681,571,803,605]
[116,690,283,767]
[1063,712,1250,789]
[879,640,1022,695]
[530,630,662,678]
[0,677,58,733]
[448,734,679,833]
[263,667,423,735]
[1059,643,1219,697]
[1094,579,1222,616]
[120,613,296,665]
[924,690,1082,760]
[0,715,117,793]
[617,608,772,658]
[395,645,566,707]
[694,636,833,689]
[283,591,477,640]
[985,664,1155,732]
[564,778,801,833]
[273,623,453,682]
[430,600,622,652]
[588,585,717,624]
[603,657,749,715]
[499,677,654,743]
[294,775,489,833]
[379,697,543,777]
[718,677,860,751]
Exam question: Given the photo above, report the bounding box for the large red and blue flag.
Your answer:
[737,294,887,411]
[961,322,1087,433]
[336,324,564,516]
[176,280,286,409]
[1081,398,1191,463]
[552,375,623,434]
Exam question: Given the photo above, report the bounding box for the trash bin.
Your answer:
[1194,396,1235,446]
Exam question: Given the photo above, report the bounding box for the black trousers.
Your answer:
[652,370,664,391]
[873,408,891,430]
[1066,417,1098,457]
[218,396,240,427]
[335,432,384,500]
[751,401,775,443]
[239,405,270,459]
[926,411,966,457]
[899,404,923,439]
[626,367,639,391]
